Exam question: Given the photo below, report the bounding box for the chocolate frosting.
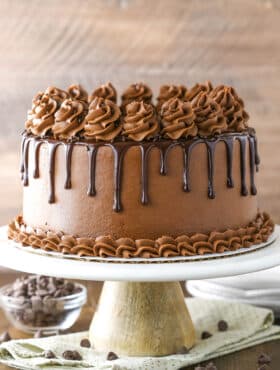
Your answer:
[52,99,86,140]
[210,85,249,132]
[122,101,159,141]
[84,97,122,141]
[192,92,227,136]
[121,82,152,106]
[89,82,117,103]
[156,85,187,111]
[45,86,69,103]
[185,81,213,101]
[67,84,88,104]
[160,98,197,139]
[9,213,274,259]
[25,94,58,136]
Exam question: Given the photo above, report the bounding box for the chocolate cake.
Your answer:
[8,82,274,258]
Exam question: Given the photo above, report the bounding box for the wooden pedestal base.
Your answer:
[89,281,195,356]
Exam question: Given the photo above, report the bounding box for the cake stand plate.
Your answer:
[0,225,279,282]
[1,225,280,357]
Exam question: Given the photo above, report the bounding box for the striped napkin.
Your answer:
[0,298,280,370]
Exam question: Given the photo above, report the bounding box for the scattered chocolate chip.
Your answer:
[201,331,212,340]
[107,351,119,361]
[44,350,56,359]
[34,330,43,338]
[217,320,228,332]
[205,362,218,370]
[258,353,271,365]
[80,338,91,348]
[72,350,82,361]
[0,331,11,343]
[62,350,82,361]
[176,345,189,354]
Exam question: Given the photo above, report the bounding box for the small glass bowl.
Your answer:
[0,282,87,335]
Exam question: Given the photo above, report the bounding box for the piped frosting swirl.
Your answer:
[67,84,88,104]
[161,98,197,139]
[121,82,152,106]
[123,101,159,141]
[83,97,122,141]
[8,213,274,259]
[89,82,117,103]
[210,85,249,132]
[156,85,187,111]
[192,92,227,136]
[25,94,58,136]
[24,81,252,141]
[52,99,86,140]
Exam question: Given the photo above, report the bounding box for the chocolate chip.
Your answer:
[62,350,82,361]
[201,331,212,340]
[80,338,91,348]
[72,350,82,361]
[63,350,75,360]
[217,320,228,332]
[176,345,189,354]
[107,351,119,361]
[0,331,11,343]
[44,350,56,359]
[258,353,271,365]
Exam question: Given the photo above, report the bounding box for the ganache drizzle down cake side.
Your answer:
[8,81,274,258]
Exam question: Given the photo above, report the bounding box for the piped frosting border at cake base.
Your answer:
[8,213,274,259]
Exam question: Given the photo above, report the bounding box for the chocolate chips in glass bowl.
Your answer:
[0,275,87,335]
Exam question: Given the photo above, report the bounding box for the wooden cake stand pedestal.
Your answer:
[0,225,279,356]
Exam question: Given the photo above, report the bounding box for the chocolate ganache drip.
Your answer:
[156,85,187,111]
[122,101,159,141]
[160,98,197,139]
[89,82,117,104]
[21,132,259,212]
[83,97,122,141]
[121,82,153,107]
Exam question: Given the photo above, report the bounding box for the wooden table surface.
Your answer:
[0,1,279,369]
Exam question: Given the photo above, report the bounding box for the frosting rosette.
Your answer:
[192,92,227,136]
[185,81,213,101]
[83,97,122,141]
[52,99,86,140]
[89,82,117,103]
[210,85,249,132]
[122,101,159,141]
[45,86,69,103]
[160,98,197,139]
[25,93,58,136]
[121,82,152,106]
[156,84,187,111]
[67,84,88,104]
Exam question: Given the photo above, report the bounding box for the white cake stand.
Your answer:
[0,225,280,357]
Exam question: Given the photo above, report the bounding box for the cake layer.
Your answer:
[21,132,259,239]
